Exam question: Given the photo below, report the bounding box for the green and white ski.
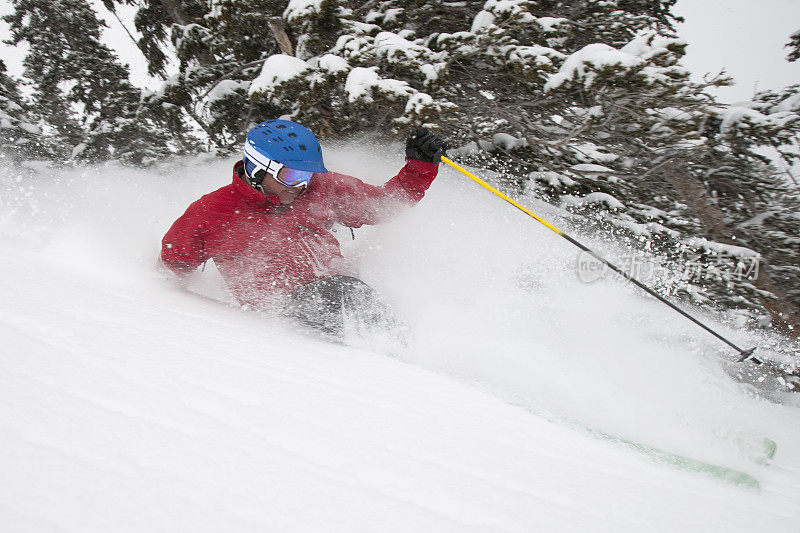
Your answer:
[588,429,773,489]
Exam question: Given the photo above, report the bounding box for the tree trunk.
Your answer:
[268,17,296,56]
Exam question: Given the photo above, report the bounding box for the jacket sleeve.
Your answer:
[160,199,211,273]
[327,159,439,228]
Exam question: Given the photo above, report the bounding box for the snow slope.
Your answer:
[1,146,799,531]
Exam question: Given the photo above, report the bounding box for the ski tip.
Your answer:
[758,438,778,464]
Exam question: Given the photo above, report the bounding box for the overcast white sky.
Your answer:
[674,0,800,102]
[0,0,798,103]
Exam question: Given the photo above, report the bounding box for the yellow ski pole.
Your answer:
[439,156,760,364]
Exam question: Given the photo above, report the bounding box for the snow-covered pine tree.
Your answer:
[0,60,55,163]
[695,80,800,334]
[247,0,451,136]
[484,2,800,335]
[110,0,285,151]
[3,0,178,165]
[787,29,800,62]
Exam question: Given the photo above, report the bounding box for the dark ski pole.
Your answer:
[440,156,761,364]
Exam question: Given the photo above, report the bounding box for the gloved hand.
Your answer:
[405,127,448,164]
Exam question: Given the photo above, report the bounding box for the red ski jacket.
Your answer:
[161,159,438,308]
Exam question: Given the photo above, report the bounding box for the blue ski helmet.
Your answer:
[242,120,328,182]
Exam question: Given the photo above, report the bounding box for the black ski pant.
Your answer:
[282,275,387,337]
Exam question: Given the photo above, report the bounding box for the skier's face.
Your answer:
[260,168,306,205]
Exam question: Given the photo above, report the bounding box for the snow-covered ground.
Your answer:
[2,145,799,531]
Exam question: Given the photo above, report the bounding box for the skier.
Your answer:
[160,119,448,335]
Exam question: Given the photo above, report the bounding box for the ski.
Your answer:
[536,409,774,489]
[589,429,761,489]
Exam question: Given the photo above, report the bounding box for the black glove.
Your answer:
[405,127,448,163]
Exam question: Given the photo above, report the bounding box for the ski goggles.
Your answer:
[243,155,314,189]
[277,166,314,188]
